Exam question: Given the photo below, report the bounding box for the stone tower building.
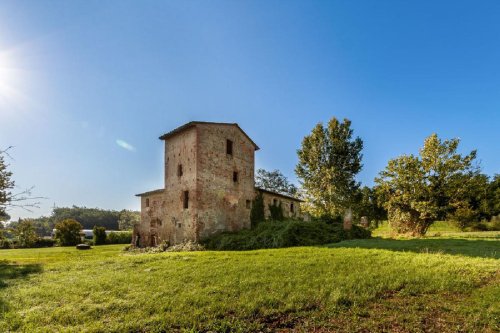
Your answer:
[134,121,302,247]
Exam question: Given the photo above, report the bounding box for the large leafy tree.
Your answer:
[255,169,298,196]
[0,148,15,217]
[375,134,478,235]
[296,118,363,218]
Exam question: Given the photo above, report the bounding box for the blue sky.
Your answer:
[1,0,499,219]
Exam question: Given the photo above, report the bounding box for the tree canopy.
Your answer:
[295,117,363,218]
[375,133,479,235]
[255,169,298,196]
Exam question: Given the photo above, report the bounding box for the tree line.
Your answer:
[257,117,499,235]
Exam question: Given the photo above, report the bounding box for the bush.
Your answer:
[54,219,82,246]
[203,219,371,251]
[31,238,56,248]
[93,226,107,245]
[0,238,13,249]
[107,231,132,244]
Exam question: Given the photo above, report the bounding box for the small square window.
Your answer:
[233,171,238,182]
[145,198,150,207]
[246,200,251,209]
[290,203,294,213]
[226,139,233,155]
[183,191,189,209]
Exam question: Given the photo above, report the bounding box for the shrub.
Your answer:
[31,238,56,248]
[93,226,107,245]
[54,219,82,246]
[203,219,370,251]
[107,231,132,244]
[0,238,13,249]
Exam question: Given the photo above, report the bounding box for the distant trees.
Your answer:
[296,117,363,218]
[375,134,479,235]
[118,209,141,230]
[255,169,298,196]
[54,219,82,246]
[52,206,121,230]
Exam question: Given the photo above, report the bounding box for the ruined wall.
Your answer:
[260,191,302,220]
[195,124,256,239]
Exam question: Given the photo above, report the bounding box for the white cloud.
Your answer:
[116,139,136,152]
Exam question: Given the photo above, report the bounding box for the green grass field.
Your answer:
[1,232,499,332]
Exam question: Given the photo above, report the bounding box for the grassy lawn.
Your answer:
[0,233,499,332]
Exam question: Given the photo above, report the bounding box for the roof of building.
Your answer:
[135,188,165,197]
[255,187,304,202]
[158,121,260,150]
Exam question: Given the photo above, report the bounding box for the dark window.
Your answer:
[226,139,233,155]
[233,171,238,182]
[273,198,278,205]
[146,198,150,207]
[290,203,294,213]
[178,164,183,177]
[246,200,251,209]
[183,191,189,209]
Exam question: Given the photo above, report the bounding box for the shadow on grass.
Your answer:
[325,238,499,259]
[0,260,42,315]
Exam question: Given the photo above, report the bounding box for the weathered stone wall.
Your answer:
[260,191,302,220]
[195,124,256,239]
[136,127,198,246]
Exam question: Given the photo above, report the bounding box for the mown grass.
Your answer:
[0,234,499,332]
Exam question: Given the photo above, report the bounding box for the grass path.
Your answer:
[0,234,499,332]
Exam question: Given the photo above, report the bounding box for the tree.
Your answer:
[11,219,38,248]
[0,147,15,217]
[250,192,265,227]
[296,118,363,218]
[0,147,42,215]
[255,169,298,196]
[355,186,387,227]
[375,134,478,236]
[93,226,107,245]
[118,209,140,230]
[54,219,82,246]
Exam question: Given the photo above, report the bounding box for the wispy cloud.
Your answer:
[116,139,136,152]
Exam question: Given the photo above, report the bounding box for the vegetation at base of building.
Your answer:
[54,219,83,246]
[268,201,284,221]
[0,233,498,332]
[250,191,265,227]
[92,226,107,245]
[203,220,371,251]
[124,240,205,253]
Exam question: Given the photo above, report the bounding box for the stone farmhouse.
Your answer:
[134,121,303,247]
